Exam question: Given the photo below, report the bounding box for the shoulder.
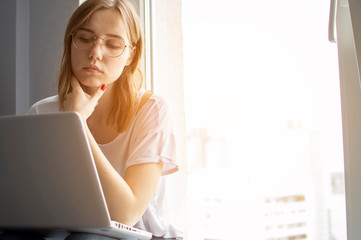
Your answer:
[27,95,60,115]
[149,92,170,104]
[134,92,174,133]
[146,93,173,114]
[140,92,174,119]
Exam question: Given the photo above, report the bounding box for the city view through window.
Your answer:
[182,0,346,239]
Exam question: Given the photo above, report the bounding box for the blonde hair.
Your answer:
[57,0,143,133]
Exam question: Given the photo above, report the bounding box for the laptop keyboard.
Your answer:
[110,221,151,236]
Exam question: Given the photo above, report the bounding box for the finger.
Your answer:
[90,84,106,104]
[70,75,82,91]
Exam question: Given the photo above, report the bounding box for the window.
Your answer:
[124,0,153,90]
[182,0,346,239]
[128,0,153,90]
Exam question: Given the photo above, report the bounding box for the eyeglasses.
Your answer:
[71,29,128,58]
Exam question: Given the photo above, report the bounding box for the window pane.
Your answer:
[182,0,346,240]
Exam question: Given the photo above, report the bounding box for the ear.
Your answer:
[125,47,136,66]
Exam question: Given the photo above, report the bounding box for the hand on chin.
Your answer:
[64,76,106,121]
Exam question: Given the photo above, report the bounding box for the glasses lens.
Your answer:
[103,38,126,57]
[72,30,127,57]
[73,30,94,50]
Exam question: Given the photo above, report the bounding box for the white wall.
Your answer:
[0,0,78,115]
[0,0,17,115]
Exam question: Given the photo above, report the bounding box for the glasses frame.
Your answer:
[71,29,128,58]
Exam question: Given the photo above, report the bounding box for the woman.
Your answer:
[24,0,181,239]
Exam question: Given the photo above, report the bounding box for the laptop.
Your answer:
[0,112,152,240]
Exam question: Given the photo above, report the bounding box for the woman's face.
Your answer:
[71,9,133,92]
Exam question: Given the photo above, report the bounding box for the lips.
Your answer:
[83,65,103,73]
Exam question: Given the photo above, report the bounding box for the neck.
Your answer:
[82,83,115,124]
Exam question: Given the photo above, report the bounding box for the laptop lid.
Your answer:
[0,112,110,229]
[0,112,151,239]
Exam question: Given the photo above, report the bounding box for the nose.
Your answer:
[88,39,103,61]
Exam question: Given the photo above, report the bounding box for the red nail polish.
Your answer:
[101,84,106,91]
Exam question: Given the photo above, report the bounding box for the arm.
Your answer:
[85,125,163,226]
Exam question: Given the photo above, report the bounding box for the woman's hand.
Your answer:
[64,76,106,120]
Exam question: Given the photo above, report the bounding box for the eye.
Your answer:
[105,39,125,49]
[75,31,94,43]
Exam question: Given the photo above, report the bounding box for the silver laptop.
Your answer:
[0,112,152,240]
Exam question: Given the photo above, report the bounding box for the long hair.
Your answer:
[57,0,143,133]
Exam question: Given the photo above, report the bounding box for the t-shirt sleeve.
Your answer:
[125,95,179,176]
[27,96,60,115]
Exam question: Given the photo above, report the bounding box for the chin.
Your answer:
[79,78,102,89]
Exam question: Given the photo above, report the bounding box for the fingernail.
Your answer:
[101,84,106,91]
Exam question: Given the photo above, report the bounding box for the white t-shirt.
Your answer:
[27,93,182,238]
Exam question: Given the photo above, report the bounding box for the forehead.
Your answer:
[82,9,128,38]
